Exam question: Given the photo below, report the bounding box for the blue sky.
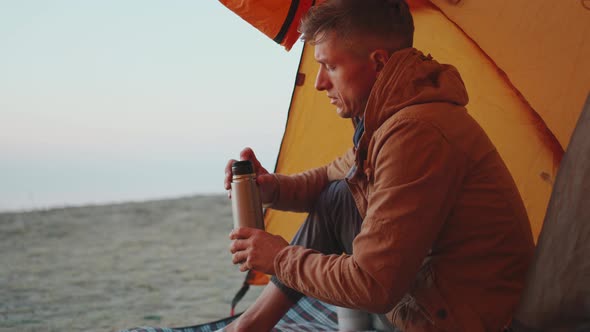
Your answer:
[0,1,304,211]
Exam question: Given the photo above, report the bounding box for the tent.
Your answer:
[218,0,590,329]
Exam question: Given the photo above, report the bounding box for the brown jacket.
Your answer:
[272,48,535,331]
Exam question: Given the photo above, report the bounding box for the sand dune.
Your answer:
[0,195,264,332]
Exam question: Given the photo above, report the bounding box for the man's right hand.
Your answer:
[224,147,279,206]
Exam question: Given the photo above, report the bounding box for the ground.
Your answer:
[0,195,264,332]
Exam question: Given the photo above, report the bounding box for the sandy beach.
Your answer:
[0,195,264,332]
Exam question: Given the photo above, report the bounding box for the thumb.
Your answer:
[240,147,267,175]
[239,147,256,162]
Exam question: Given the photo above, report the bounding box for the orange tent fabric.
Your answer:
[218,0,313,50]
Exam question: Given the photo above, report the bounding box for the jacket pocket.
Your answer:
[388,264,460,332]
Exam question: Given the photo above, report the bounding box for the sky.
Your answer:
[0,1,304,212]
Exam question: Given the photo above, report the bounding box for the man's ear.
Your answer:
[370,49,390,73]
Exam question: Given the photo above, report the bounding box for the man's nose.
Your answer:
[314,68,331,91]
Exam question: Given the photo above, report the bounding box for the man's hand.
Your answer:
[229,227,289,274]
[224,147,279,205]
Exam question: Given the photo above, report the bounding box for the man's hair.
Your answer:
[299,0,414,53]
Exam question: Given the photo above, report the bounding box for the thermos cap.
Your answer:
[232,160,254,176]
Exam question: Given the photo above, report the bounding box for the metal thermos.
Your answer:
[231,160,264,230]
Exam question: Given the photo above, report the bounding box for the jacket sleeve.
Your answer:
[271,148,355,212]
[274,119,466,312]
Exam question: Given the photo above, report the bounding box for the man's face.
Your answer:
[314,32,379,119]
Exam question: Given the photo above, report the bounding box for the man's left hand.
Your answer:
[229,227,289,274]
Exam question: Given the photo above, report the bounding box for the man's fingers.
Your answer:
[229,239,248,254]
[224,158,238,190]
[229,227,257,240]
[239,262,250,272]
[232,250,248,265]
[229,238,251,271]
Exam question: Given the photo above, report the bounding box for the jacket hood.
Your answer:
[362,48,469,141]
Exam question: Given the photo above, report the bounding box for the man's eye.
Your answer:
[326,65,336,71]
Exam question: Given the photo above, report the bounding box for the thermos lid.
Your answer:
[232,160,254,176]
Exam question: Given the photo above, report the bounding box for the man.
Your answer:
[223,0,535,330]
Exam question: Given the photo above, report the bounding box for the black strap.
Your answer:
[273,0,300,44]
[230,274,251,316]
